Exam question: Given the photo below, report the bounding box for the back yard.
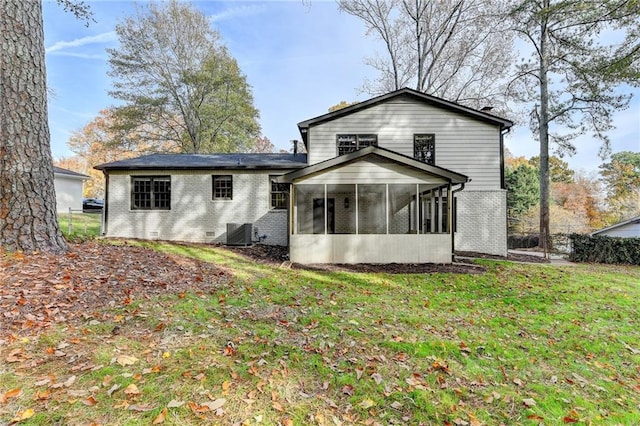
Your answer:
[1,241,639,425]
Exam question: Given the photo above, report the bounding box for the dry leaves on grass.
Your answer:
[0,242,229,341]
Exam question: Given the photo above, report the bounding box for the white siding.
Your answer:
[307,98,502,190]
[54,174,85,213]
[298,158,448,185]
[106,170,289,245]
[595,222,640,238]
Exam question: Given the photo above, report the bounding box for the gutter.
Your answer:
[101,171,109,236]
[451,182,467,263]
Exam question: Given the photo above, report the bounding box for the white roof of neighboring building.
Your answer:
[591,215,640,236]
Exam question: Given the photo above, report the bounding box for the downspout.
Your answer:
[451,182,466,262]
[501,126,511,255]
[101,171,109,236]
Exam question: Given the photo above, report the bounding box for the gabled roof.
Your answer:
[297,87,513,144]
[591,215,640,236]
[276,146,468,184]
[53,166,89,179]
[95,153,308,171]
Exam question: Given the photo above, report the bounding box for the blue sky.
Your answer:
[43,0,639,174]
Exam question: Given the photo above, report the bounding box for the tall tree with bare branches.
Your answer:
[338,0,514,109]
[508,0,639,252]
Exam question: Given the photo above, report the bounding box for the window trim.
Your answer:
[130,176,171,211]
[336,134,378,156]
[414,133,435,165]
[212,175,233,200]
[269,175,288,210]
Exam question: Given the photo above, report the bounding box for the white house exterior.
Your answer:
[96,88,513,263]
[53,166,88,213]
[95,154,308,246]
[591,215,640,238]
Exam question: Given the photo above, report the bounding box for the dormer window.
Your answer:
[336,134,378,156]
[414,134,435,164]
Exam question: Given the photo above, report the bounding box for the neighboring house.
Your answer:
[96,88,513,263]
[591,215,640,238]
[54,166,88,213]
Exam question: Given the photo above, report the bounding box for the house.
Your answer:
[54,166,89,213]
[591,215,640,238]
[95,88,513,263]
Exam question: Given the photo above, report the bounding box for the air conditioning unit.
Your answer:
[226,223,253,246]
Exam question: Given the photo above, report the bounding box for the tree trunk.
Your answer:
[0,0,67,253]
[537,0,551,255]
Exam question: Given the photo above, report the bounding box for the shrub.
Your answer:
[569,234,640,265]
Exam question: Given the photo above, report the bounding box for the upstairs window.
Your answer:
[414,134,435,164]
[213,175,233,200]
[131,176,171,210]
[270,175,288,209]
[337,134,378,156]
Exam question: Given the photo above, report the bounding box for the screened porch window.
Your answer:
[294,183,450,235]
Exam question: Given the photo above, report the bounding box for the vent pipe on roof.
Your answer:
[480,106,493,112]
[292,140,298,155]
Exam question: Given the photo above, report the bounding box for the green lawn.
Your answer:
[1,241,639,425]
[57,212,102,239]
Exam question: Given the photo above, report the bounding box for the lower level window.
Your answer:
[213,175,233,200]
[270,175,288,209]
[131,176,171,210]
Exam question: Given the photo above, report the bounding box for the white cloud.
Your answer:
[46,31,117,54]
[208,4,266,23]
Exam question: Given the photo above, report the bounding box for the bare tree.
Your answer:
[338,0,514,109]
[507,0,639,252]
[0,0,91,253]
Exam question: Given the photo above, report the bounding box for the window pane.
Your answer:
[337,135,357,156]
[270,176,288,209]
[388,184,417,234]
[414,134,435,164]
[213,175,232,199]
[131,176,170,210]
[295,184,325,234]
[358,134,378,148]
[358,184,386,234]
[327,184,355,234]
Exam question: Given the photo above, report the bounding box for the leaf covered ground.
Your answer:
[1,241,639,425]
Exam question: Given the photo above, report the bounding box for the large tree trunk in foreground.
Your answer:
[0,0,67,253]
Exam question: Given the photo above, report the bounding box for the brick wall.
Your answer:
[106,170,289,246]
[454,189,507,257]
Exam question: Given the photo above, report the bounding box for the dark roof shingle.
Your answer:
[95,153,308,171]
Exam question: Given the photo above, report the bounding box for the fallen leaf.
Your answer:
[153,408,167,424]
[167,399,184,408]
[124,384,140,396]
[272,401,285,412]
[513,378,524,386]
[527,414,544,421]
[127,403,155,412]
[523,398,537,408]
[2,388,22,403]
[390,401,403,410]
[342,384,355,396]
[82,396,98,406]
[63,375,77,388]
[371,373,383,385]
[563,416,579,423]
[359,398,376,409]
[201,398,226,411]
[116,355,139,366]
[107,384,121,397]
[10,408,35,423]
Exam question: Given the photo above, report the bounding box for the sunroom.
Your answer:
[277,147,468,264]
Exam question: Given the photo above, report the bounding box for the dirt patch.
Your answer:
[456,250,550,264]
[225,244,485,274]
